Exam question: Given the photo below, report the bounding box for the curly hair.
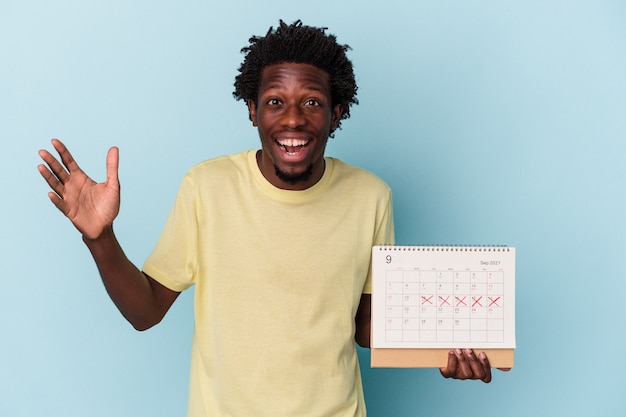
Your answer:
[233,20,358,134]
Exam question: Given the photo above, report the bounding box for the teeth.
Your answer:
[277,139,307,147]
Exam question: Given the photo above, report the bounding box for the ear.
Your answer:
[247,100,258,126]
[330,104,343,131]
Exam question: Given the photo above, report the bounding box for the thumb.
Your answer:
[105,146,120,189]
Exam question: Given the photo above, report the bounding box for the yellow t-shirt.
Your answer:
[143,150,394,417]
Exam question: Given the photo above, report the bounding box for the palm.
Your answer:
[63,167,120,238]
[39,140,120,240]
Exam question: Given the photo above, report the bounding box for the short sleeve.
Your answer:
[361,191,395,294]
[142,174,199,292]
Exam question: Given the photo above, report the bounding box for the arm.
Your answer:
[355,294,371,348]
[38,139,179,330]
[83,227,180,330]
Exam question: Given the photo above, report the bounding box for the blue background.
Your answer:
[2,1,625,416]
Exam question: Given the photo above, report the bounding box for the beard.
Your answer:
[274,163,314,186]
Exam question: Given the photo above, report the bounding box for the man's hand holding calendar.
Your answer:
[440,349,511,383]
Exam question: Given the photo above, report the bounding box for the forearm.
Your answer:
[355,294,372,348]
[83,227,171,330]
[355,321,371,348]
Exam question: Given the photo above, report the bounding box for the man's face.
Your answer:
[248,62,342,190]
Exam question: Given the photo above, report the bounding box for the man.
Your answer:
[38,20,496,417]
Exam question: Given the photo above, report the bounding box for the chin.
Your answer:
[274,163,313,185]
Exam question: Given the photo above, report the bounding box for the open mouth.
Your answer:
[277,138,309,155]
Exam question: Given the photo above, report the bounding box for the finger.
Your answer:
[105,146,120,189]
[463,349,487,381]
[37,160,65,197]
[439,350,457,378]
[454,349,474,379]
[38,148,70,185]
[51,138,82,174]
[478,351,492,383]
[47,190,69,214]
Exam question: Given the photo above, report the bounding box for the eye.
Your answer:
[304,99,321,106]
[266,98,281,106]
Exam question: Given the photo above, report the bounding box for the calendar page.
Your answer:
[372,246,516,350]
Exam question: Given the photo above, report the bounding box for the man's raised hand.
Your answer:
[38,139,121,240]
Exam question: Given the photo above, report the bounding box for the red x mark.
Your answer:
[455,296,467,307]
[489,296,501,307]
[421,295,433,305]
[438,296,450,306]
[472,296,483,307]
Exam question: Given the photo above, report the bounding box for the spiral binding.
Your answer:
[376,245,510,252]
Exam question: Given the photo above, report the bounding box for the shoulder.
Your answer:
[327,157,391,196]
[184,150,252,184]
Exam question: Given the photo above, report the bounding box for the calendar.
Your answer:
[371,245,515,368]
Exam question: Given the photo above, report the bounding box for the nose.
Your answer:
[281,104,306,129]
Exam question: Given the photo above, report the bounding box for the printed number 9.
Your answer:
[386,255,392,264]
